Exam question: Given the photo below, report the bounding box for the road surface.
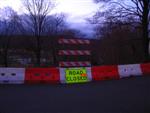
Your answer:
[0,76,150,113]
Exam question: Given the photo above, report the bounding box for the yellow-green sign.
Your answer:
[65,68,88,83]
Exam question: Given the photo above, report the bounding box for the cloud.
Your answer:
[54,0,98,16]
[0,0,23,14]
[0,0,98,37]
[67,20,95,38]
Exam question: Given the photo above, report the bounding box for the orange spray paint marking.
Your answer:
[81,73,87,77]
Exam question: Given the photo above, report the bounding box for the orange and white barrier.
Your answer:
[58,50,91,56]
[59,61,91,67]
[0,63,150,84]
[58,38,90,45]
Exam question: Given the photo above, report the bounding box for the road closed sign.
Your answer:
[65,68,88,83]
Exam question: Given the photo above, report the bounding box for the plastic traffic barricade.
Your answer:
[92,65,119,81]
[0,68,25,84]
[42,68,60,84]
[118,64,142,78]
[25,68,60,84]
[140,63,150,76]
[25,68,43,84]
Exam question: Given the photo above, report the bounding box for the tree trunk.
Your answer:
[142,1,149,62]
[36,35,41,67]
[3,36,11,67]
[51,37,57,66]
[4,49,8,67]
[142,23,149,62]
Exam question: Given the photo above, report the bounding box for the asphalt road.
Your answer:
[0,76,150,113]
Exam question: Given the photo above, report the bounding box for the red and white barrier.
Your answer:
[58,50,91,56]
[0,63,150,84]
[58,38,90,45]
[59,61,91,67]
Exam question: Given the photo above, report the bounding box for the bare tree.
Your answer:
[22,0,55,66]
[92,17,142,39]
[0,7,20,67]
[43,13,67,36]
[92,0,150,61]
[44,13,67,66]
[53,14,67,36]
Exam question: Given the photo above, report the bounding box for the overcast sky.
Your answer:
[0,0,99,37]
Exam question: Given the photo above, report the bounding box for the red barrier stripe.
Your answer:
[58,50,91,55]
[58,38,90,44]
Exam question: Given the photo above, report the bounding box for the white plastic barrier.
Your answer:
[0,68,25,84]
[59,67,92,84]
[118,64,142,78]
